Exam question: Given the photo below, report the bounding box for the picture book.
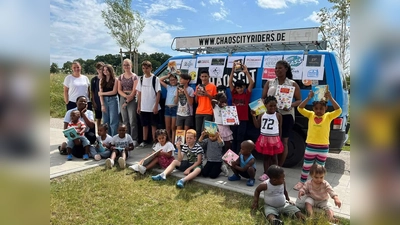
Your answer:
[275,85,295,110]
[95,140,106,152]
[222,149,239,166]
[140,149,162,166]
[175,130,186,145]
[204,120,218,136]
[249,98,267,116]
[63,127,79,141]
[114,147,125,152]
[312,85,329,102]
[221,106,240,125]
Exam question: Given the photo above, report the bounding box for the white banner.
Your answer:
[196,57,212,67]
[244,56,263,68]
[227,56,245,68]
[181,59,196,69]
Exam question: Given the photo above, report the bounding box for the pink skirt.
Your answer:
[158,155,175,169]
[217,124,233,141]
[255,135,284,156]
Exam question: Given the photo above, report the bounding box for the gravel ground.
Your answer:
[50,117,350,175]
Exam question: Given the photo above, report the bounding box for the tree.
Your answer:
[50,62,59,73]
[62,61,73,74]
[318,0,350,77]
[84,59,97,75]
[101,0,145,74]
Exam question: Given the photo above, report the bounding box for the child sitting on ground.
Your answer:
[65,110,91,160]
[252,165,305,225]
[198,131,229,178]
[130,129,175,174]
[227,140,256,186]
[105,124,134,169]
[297,163,342,223]
[151,129,203,189]
[89,123,112,161]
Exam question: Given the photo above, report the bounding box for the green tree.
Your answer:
[50,62,59,73]
[84,59,97,75]
[101,0,145,74]
[318,0,350,77]
[62,61,73,74]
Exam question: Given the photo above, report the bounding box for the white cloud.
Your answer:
[212,7,228,21]
[200,1,206,7]
[144,0,196,17]
[304,11,320,23]
[257,0,318,9]
[209,0,224,5]
[177,17,182,23]
[276,11,285,15]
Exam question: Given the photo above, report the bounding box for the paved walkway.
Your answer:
[50,124,350,219]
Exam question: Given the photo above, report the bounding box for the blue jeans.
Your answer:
[103,96,120,136]
[120,96,138,141]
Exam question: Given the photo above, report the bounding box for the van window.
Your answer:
[334,53,349,90]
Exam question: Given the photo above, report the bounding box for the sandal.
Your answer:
[58,146,67,155]
[293,182,304,191]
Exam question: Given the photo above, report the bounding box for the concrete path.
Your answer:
[50,119,350,219]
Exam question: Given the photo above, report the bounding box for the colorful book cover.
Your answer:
[275,85,295,110]
[312,85,329,102]
[204,120,218,136]
[249,98,267,116]
[221,106,240,125]
[63,127,79,141]
[175,130,186,145]
[140,149,162,166]
[222,149,239,166]
[95,140,106,152]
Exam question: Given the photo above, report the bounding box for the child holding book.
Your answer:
[130,129,175,174]
[227,140,257,186]
[252,96,284,182]
[105,124,134,169]
[252,165,305,225]
[175,74,194,131]
[89,123,112,161]
[293,90,342,191]
[198,131,228,178]
[297,163,342,223]
[151,129,203,189]
[211,92,233,152]
[65,110,91,161]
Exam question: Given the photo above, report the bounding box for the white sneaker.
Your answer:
[221,163,229,177]
[105,158,114,169]
[118,157,126,169]
[139,142,147,147]
[138,164,147,175]
[129,164,140,172]
[133,140,139,147]
[94,154,101,161]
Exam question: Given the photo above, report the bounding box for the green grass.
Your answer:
[50,167,349,225]
[50,73,67,118]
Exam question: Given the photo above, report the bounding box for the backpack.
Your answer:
[140,75,157,95]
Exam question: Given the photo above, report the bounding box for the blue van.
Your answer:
[153,31,349,167]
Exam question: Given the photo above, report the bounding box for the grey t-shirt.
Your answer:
[200,138,224,162]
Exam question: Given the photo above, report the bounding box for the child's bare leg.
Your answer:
[266,214,277,223]
[110,151,117,160]
[171,117,177,143]
[146,157,159,170]
[66,147,72,155]
[224,141,231,154]
[96,119,101,131]
[272,154,278,165]
[165,116,172,141]
[326,209,336,222]
[305,202,314,217]
[263,155,271,174]
[295,211,306,221]
[151,125,157,142]
[84,145,90,154]
[247,167,256,179]
[121,151,126,160]
[163,160,181,176]
[182,167,201,182]
[61,142,67,150]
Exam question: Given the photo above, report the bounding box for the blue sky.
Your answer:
[50,0,333,67]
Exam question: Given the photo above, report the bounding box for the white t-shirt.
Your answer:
[153,141,175,156]
[177,86,194,116]
[264,179,286,207]
[63,74,91,103]
[213,105,223,125]
[97,134,113,145]
[63,107,94,132]
[136,75,161,112]
[111,134,134,149]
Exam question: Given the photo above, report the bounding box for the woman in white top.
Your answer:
[63,61,91,110]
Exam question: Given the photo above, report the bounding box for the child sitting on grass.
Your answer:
[297,163,342,223]
[252,165,305,225]
[151,129,203,189]
[65,110,91,161]
[227,140,256,186]
[105,124,134,169]
[129,129,175,174]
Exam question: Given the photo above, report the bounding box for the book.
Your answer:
[275,85,295,110]
[312,85,329,102]
[221,106,240,125]
[63,127,79,141]
[175,130,186,145]
[140,149,162,166]
[222,149,239,166]
[204,120,218,136]
[249,98,267,116]
[114,147,125,152]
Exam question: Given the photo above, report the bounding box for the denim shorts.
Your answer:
[164,105,178,117]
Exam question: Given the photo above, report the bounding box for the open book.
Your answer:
[312,85,329,102]
[175,130,186,145]
[140,149,162,166]
[222,149,239,166]
[63,127,79,141]
[275,85,295,110]
[204,120,218,136]
[249,98,267,116]
[221,106,240,125]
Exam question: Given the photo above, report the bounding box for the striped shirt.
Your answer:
[181,143,204,164]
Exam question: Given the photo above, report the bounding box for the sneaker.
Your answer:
[105,158,114,169]
[221,163,229,177]
[94,154,101,161]
[228,174,241,181]
[151,174,166,181]
[138,164,147,174]
[82,154,89,160]
[133,140,139,147]
[258,173,269,181]
[293,182,304,191]
[139,142,147,148]
[271,218,284,225]
[58,146,67,155]
[246,179,255,186]
[67,154,73,160]
[176,179,185,188]
[129,164,140,172]
[118,157,126,169]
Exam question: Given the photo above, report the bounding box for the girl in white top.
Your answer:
[63,61,91,110]
[130,129,175,174]
[211,93,233,151]
[252,96,284,182]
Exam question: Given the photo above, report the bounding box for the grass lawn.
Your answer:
[50,167,349,225]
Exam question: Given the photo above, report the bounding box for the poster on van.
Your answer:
[262,55,283,80]
[244,56,263,68]
[302,55,325,80]
[284,55,305,80]
[227,56,245,68]
[181,59,196,69]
